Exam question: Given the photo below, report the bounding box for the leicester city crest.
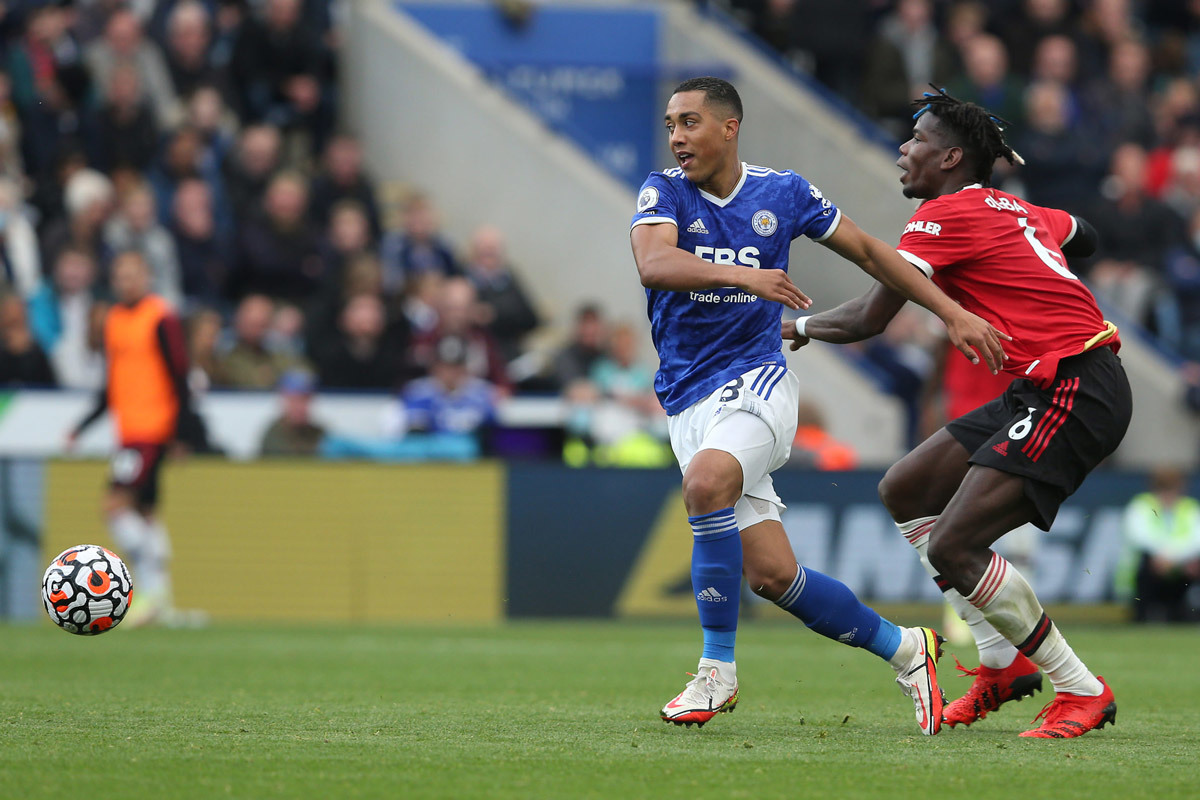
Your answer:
[752,209,778,237]
[637,186,659,212]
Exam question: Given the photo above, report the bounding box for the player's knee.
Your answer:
[681,470,740,515]
[745,561,796,600]
[103,490,135,518]
[927,534,964,577]
[877,464,913,521]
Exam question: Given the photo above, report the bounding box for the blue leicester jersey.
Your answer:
[630,162,841,415]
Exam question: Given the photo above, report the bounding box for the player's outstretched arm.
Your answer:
[631,223,811,310]
[782,282,908,350]
[69,386,109,446]
[818,215,1010,373]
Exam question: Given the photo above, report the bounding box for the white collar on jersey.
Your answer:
[698,162,748,207]
[957,183,983,192]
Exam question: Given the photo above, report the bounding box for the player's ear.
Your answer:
[942,146,964,171]
[725,118,739,141]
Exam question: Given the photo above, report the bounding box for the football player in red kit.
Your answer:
[785,88,1129,739]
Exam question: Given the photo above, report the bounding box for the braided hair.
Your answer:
[911,86,1024,185]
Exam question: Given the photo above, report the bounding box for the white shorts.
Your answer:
[668,364,800,529]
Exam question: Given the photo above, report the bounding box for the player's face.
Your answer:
[897,113,953,199]
[111,257,151,305]
[665,91,736,187]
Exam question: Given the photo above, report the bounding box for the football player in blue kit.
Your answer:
[630,77,1009,734]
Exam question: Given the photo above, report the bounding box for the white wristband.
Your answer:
[794,316,812,338]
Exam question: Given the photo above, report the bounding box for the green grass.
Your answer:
[1,620,1196,799]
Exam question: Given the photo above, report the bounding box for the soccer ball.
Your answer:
[42,545,133,635]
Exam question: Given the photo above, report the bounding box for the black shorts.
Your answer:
[109,444,167,508]
[945,346,1131,531]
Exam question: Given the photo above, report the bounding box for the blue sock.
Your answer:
[690,508,741,663]
[774,563,903,662]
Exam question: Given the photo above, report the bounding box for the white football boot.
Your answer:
[660,659,739,728]
[893,627,946,735]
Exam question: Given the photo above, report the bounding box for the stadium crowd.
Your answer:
[720,0,1200,440]
[0,0,674,459]
[7,0,1200,460]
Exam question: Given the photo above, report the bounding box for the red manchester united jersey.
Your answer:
[896,185,1119,388]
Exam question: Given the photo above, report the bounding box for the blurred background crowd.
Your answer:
[0,0,666,457]
[3,0,1200,466]
[719,0,1200,449]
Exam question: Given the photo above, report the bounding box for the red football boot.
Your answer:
[1019,676,1117,739]
[943,652,1044,728]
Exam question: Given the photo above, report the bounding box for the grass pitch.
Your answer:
[1,620,1197,799]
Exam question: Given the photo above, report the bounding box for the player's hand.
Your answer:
[781,319,810,351]
[63,431,79,453]
[946,310,1011,374]
[740,268,811,311]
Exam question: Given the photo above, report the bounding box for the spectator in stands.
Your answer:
[29,146,85,242]
[943,1,989,56]
[28,247,104,389]
[860,0,957,140]
[7,4,91,181]
[1158,207,1200,360]
[1088,142,1186,327]
[170,177,231,311]
[1117,466,1200,623]
[0,177,42,299]
[1086,37,1156,151]
[72,0,138,45]
[149,123,232,236]
[400,270,443,342]
[259,368,326,456]
[184,84,238,182]
[411,276,510,391]
[318,199,374,288]
[590,321,658,418]
[1076,0,1139,78]
[230,0,334,158]
[186,305,223,392]
[384,334,496,440]
[379,192,459,294]
[308,134,382,240]
[230,170,324,303]
[552,302,607,390]
[1016,80,1107,213]
[0,293,55,387]
[85,7,179,128]
[997,0,1079,77]
[463,225,539,365]
[1029,35,1083,119]
[305,250,389,357]
[268,300,308,365]
[104,183,184,308]
[788,398,857,471]
[313,292,405,390]
[0,70,25,188]
[162,0,231,102]
[223,123,282,222]
[41,168,115,277]
[85,62,160,174]
[949,33,1026,129]
[1161,141,1200,223]
[215,293,306,389]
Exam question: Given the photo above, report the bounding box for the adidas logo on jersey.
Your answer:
[992,440,1009,456]
[697,587,727,602]
[687,218,710,234]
